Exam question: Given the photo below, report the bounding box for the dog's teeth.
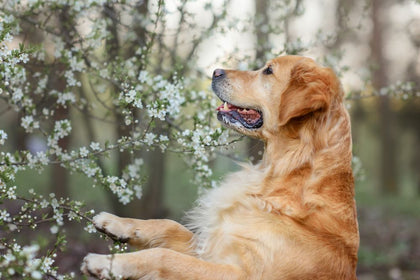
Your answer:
[224,102,228,111]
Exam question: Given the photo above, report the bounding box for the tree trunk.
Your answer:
[248,0,269,164]
[135,0,169,219]
[50,8,73,199]
[402,31,420,195]
[137,125,168,219]
[102,3,132,215]
[370,0,398,194]
[103,1,168,218]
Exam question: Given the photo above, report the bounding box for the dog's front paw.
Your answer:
[81,253,118,279]
[93,212,131,242]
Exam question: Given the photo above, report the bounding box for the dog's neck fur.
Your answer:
[260,102,352,178]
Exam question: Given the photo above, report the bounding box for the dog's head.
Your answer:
[212,56,343,140]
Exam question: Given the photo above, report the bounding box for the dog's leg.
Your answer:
[81,248,245,280]
[93,212,195,255]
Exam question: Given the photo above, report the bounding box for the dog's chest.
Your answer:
[188,167,270,261]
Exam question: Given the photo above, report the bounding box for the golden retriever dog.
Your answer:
[81,55,359,280]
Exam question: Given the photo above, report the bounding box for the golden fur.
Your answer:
[81,55,359,280]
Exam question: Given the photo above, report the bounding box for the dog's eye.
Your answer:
[263,66,273,75]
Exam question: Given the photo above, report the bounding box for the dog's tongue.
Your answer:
[216,102,261,124]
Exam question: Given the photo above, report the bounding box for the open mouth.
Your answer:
[216,102,263,129]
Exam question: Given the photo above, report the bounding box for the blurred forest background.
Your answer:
[1,0,419,279]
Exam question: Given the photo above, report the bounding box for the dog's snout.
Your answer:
[213,69,225,79]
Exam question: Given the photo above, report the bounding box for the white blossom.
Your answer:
[84,223,96,234]
[41,257,54,273]
[159,135,169,142]
[0,209,11,222]
[35,151,49,165]
[57,92,76,106]
[133,185,142,199]
[53,119,72,139]
[90,142,101,151]
[50,225,59,234]
[138,70,148,83]
[21,116,40,133]
[31,271,42,279]
[85,166,99,177]
[6,186,17,199]
[0,130,7,145]
[40,199,49,208]
[79,147,89,157]
[144,132,156,146]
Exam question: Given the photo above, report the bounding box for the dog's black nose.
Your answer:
[213,69,225,79]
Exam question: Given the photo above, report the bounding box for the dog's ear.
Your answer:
[278,61,337,126]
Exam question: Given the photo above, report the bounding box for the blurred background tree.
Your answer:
[0,0,419,279]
